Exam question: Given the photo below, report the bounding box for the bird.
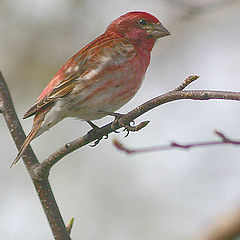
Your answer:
[12,11,170,166]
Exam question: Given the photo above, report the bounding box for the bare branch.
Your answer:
[0,71,71,240]
[112,131,240,155]
[3,69,240,239]
[36,76,240,172]
[0,72,38,169]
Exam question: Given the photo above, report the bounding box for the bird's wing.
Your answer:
[23,36,136,119]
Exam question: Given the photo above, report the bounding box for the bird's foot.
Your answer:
[97,110,122,133]
[97,110,150,137]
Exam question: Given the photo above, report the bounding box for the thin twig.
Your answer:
[173,75,199,91]
[112,131,240,155]
[66,218,74,235]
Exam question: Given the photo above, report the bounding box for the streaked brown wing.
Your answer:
[23,37,135,119]
[23,72,80,118]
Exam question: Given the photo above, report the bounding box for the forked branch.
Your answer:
[2,71,240,240]
[38,75,240,173]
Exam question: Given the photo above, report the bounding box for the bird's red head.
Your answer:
[106,11,170,43]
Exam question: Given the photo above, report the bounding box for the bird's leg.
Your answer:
[97,110,122,133]
[86,121,108,147]
[97,110,147,137]
[97,110,124,132]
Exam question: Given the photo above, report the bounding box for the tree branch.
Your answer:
[0,71,71,240]
[4,71,240,239]
[35,76,240,173]
[112,130,240,155]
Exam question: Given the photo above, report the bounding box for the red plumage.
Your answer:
[12,11,170,166]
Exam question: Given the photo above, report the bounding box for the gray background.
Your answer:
[1,0,240,239]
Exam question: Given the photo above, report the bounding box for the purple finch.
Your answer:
[12,11,170,166]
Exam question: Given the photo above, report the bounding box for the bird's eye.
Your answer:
[139,19,147,26]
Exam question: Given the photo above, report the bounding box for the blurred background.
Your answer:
[1,0,240,239]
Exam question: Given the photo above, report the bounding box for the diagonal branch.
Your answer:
[35,76,240,175]
[3,70,240,239]
[0,72,38,169]
[0,71,71,240]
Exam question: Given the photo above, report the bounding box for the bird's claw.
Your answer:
[103,135,109,139]
[90,138,102,147]
[97,110,123,133]
[90,134,109,147]
[94,110,150,140]
[123,128,130,138]
[104,110,150,137]
[122,120,136,137]
[90,139,100,147]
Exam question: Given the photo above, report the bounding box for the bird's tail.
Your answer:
[10,118,43,168]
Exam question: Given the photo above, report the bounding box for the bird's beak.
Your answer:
[147,23,170,39]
